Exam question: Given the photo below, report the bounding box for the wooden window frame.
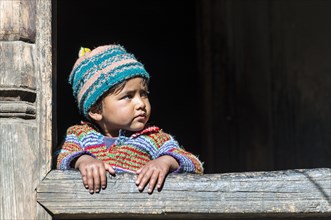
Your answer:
[1,0,330,219]
[38,1,331,218]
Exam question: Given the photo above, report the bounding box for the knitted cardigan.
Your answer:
[56,122,203,174]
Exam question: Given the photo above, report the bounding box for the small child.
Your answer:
[56,45,203,194]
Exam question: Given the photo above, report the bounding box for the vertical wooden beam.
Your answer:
[0,1,39,217]
[0,120,38,219]
[0,0,52,219]
[35,0,53,218]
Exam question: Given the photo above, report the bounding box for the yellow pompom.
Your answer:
[78,47,91,57]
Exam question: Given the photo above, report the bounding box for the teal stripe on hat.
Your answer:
[77,62,148,112]
[70,48,127,98]
[81,66,149,117]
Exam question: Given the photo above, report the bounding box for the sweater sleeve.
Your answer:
[144,130,204,174]
[55,125,96,170]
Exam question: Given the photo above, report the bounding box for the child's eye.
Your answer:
[141,90,149,97]
[121,94,133,100]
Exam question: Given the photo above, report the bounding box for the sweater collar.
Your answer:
[81,121,160,141]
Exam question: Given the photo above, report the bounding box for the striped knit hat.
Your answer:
[69,45,150,118]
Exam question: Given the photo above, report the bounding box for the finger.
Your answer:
[105,163,115,175]
[86,167,94,193]
[147,170,160,193]
[99,166,107,190]
[92,167,101,193]
[138,168,153,191]
[135,166,148,185]
[80,168,88,189]
[156,171,166,190]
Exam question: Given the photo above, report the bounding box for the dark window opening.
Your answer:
[56,0,204,169]
[56,0,331,174]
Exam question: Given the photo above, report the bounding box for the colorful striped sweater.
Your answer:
[56,123,203,174]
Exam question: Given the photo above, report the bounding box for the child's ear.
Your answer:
[88,111,102,121]
[88,106,103,121]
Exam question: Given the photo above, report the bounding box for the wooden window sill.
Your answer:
[37,168,331,219]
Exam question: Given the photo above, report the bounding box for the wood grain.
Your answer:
[0,119,38,220]
[0,0,52,219]
[35,0,53,218]
[37,168,331,219]
[0,101,36,118]
[0,0,36,42]
[0,42,36,89]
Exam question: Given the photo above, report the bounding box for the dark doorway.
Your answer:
[196,0,331,173]
[56,0,331,174]
[56,0,204,168]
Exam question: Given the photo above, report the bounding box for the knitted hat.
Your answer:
[69,45,150,118]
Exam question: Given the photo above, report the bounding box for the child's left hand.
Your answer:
[135,155,179,193]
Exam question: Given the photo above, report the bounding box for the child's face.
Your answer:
[95,77,151,137]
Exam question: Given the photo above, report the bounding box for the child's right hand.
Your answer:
[74,155,115,193]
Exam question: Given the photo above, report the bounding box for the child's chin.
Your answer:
[130,124,146,131]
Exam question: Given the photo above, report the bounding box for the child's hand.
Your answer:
[135,155,179,194]
[74,155,115,193]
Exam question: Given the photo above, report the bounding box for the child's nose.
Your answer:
[135,96,146,109]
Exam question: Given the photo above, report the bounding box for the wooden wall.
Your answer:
[0,0,52,219]
[197,0,331,173]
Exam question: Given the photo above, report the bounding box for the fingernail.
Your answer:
[138,186,143,190]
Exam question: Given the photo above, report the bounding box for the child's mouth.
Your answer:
[134,114,147,120]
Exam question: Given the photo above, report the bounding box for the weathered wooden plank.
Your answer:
[0,119,38,220]
[0,41,36,89]
[0,40,36,120]
[35,0,53,219]
[37,168,331,219]
[35,0,53,218]
[0,87,36,119]
[0,0,36,42]
[0,101,36,118]
[0,0,52,219]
